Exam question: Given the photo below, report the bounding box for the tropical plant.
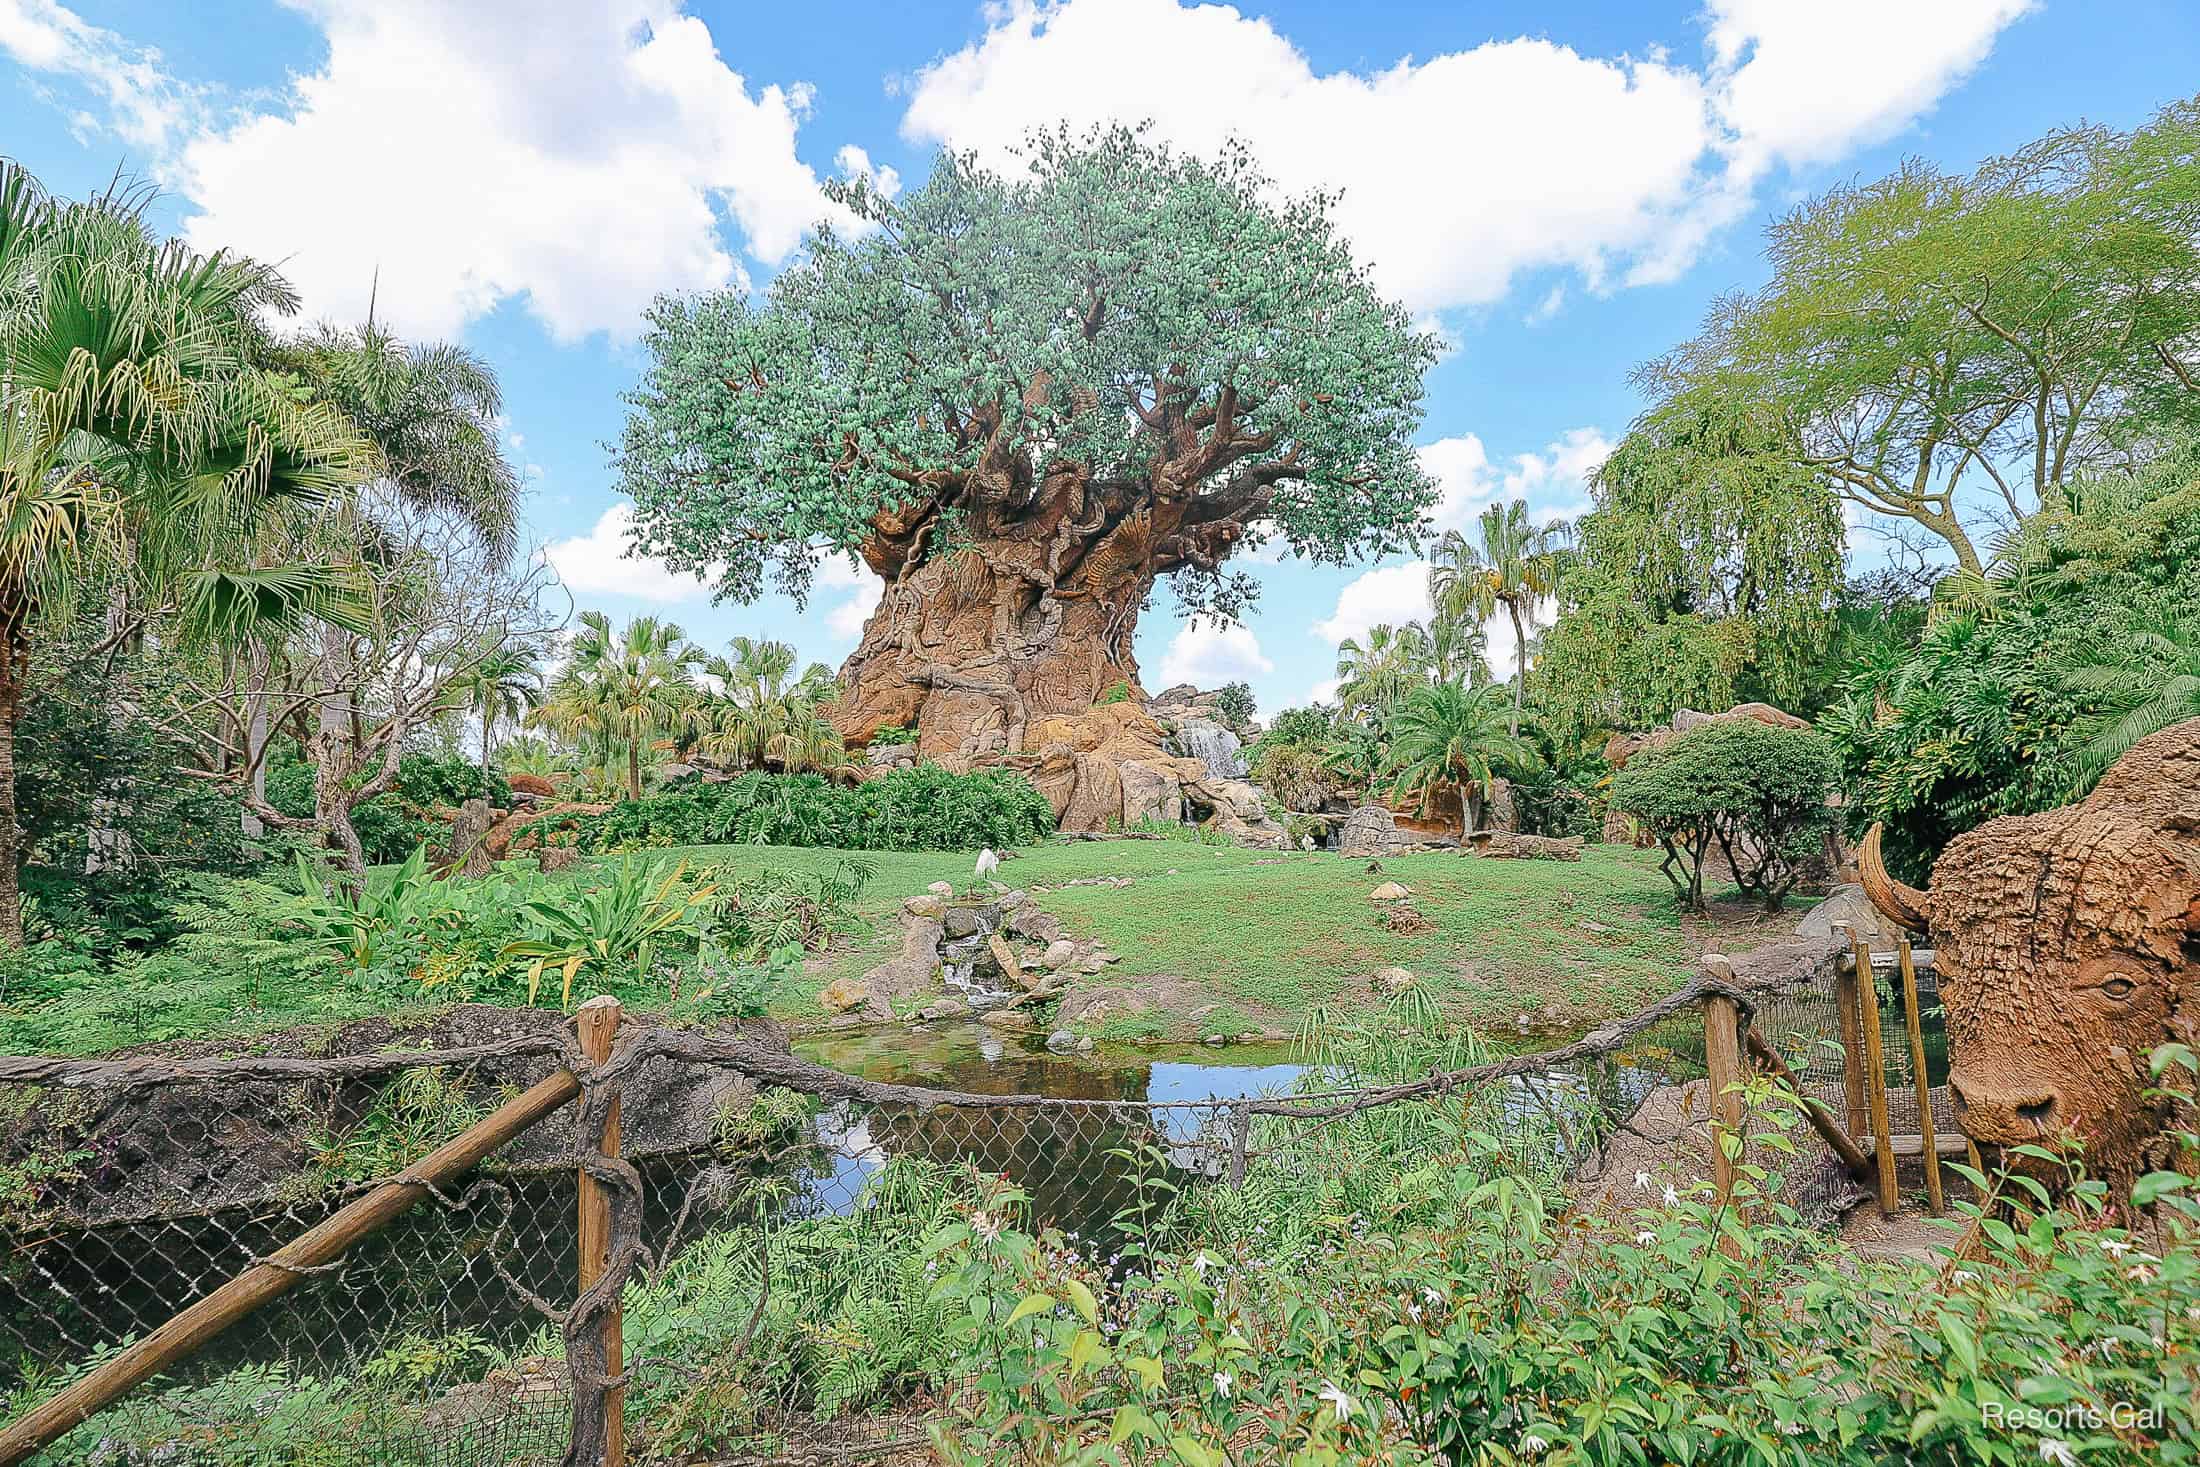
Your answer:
[454,637,544,760]
[1636,99,2200,573]
[287,846,455,972]
[1331,622,1433,723]
[532,611,701,800]
[2059,613,2200,776]
[1429,498,1567,736]
[696,635,843,773]
[500,858,718,1008]
[1381,681,1535,837]
[572,766,1056,854]
[1211,682,1256,732]
[0,164,377,943]
[238,321,530,879]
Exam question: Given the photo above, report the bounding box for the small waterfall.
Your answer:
[1171,717,1245,780]
[939,905,1015,1011]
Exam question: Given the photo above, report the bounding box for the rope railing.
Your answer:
[0,934,1877,1467]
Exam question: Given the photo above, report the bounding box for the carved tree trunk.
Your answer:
[828,472,1225,765]
[834,547,1146,764]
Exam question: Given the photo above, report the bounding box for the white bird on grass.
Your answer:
[974,848,1001,884]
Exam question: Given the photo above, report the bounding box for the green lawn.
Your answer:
[660,836,1735,1031]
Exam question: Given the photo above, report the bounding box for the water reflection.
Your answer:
[792,1025,1305,1238]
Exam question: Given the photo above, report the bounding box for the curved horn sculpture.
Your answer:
[1858,823,1930,932]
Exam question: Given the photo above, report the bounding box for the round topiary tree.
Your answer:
[1609,718,1837,912]
[616,127,1436,764]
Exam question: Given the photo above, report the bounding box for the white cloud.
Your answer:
[1706,0,2036,176]
[1524,285,1566,326]
[1312,561,1435,646]
[901,0,2031,314]
[1158,619,1273,686]
[835,142,902,199]
[0,0,202,149]
[818,554,883,641]
[1418,426,1610,536]
[544,501,714,602]
[5,1,862,341]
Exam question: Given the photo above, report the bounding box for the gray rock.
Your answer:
[942,907,983,939]
[1046,1029,1080,1053]
[927,880,954,897]
[904,894,946,919]
[1337,803,1412,859]
[1042,939,1079,969]
[1795,883,1902,946]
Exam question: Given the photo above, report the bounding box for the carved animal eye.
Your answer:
[2099,976,2136,1000]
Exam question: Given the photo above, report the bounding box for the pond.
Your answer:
[0,1020,1701,1396]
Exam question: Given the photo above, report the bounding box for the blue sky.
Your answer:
[4,0,2196,716]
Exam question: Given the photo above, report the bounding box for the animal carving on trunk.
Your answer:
[1860,719,2200,1194]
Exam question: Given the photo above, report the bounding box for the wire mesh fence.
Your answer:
[0,936,1942,1466]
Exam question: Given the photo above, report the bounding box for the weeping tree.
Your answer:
[618,127,1436,760]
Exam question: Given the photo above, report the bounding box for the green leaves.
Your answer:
[616,125,1437,608]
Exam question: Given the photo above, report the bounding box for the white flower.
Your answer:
[1520,1433,1551,1455]
[2127,1263,2158,1283]
[1422,1286,1444,1306]
[1318,1381,1358,1422]
[1950,1270,1978,1287]
[1636,1231,1658,1247]
[2100,1236,2132,1258]
[1780,1421,1804,1437]
[1662,1185,1680,1207]
[1192,1251,1219,1278]
[1212,1371,1234,1398]
[1406,1301,1421,1321]
[1634,1170,1652,1191]
[968,1210,1003,1241]
[2039,1440,2078,1467]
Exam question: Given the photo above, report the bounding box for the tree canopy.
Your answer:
[1637,98,2200,572]
[616,126,1438,620]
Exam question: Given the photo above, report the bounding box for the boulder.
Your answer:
[818,976,873,1014]
[927,880,954,897]
[904,894,946,918]
[535,846,580,874]
[1119,758,1184,825]
[1005,904,1066,945]
[1042,939,1079,970]
[1369,881,1412,903]
[942,907,983,939]
[1338,803,1413,859]
[1477,832,1583,861]
[1371,966,1415,996]
[987,933,1029,989]
[506,772,559,800]
[1795,883,1904,947]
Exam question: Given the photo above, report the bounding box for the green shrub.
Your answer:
[571,765,1055,852]
[1610,718,1835,911]
[266,749,510,866]
[1213,681,1255,730]
[867,724,918,747]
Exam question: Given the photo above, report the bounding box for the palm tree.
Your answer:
[0,164,373,940]
[1382,681,1536,837]
[1426,609,1491,687]
[458,638,545,761]
[1333,622,1435,723]
[697,635,843,773]
[2060,614,2200,775]
[532,612,700,800]
[1428,499,1568,736]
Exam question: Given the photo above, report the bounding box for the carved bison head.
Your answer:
[1861,719,2200,1190]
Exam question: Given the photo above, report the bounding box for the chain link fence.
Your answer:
[0,936,1934,1466]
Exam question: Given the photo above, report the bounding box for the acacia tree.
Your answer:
[1639,100,2200,574]
[618,128,1435,761]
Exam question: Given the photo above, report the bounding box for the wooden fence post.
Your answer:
[1851,933,1900,1217]
[1701,980,1747,1230]
[0,1069,583,1467]
[1832,924,1871,1138]
[576,995,626,1467]
[1896,938,1944,1215]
